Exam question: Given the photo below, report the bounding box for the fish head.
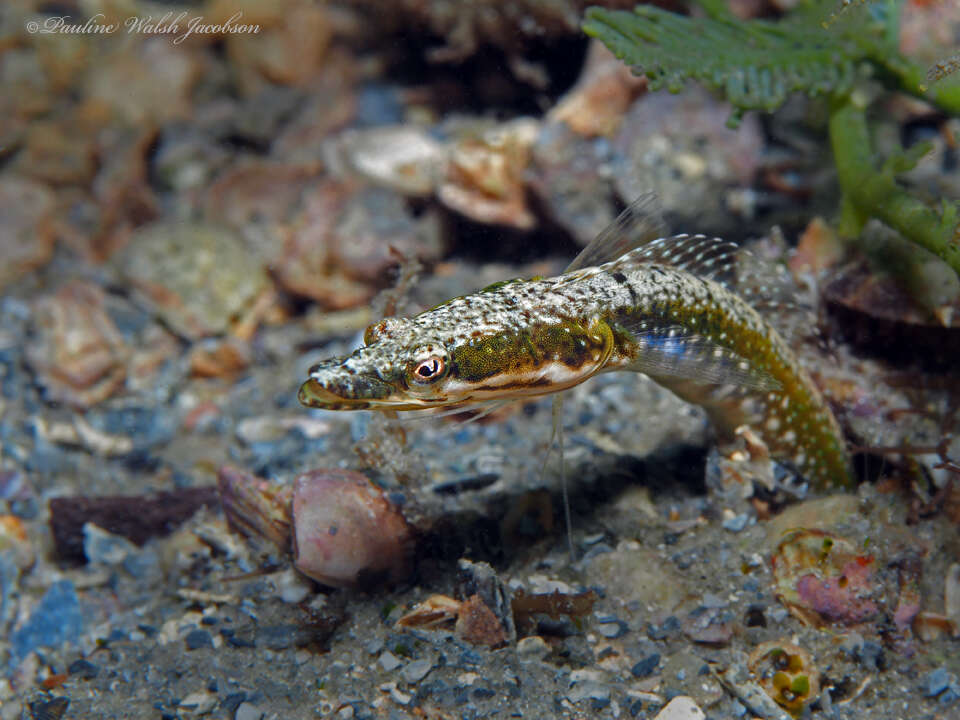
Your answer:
[299,317,458,410]
[299,311,618,411]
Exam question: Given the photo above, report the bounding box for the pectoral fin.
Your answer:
[617,318,780,391]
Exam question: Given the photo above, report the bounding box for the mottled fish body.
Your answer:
[300,199,852,488]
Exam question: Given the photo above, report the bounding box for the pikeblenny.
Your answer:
[300,196,853,489]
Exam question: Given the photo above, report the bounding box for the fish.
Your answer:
[299,195,853,489]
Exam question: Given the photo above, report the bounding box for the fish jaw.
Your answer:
[298,353,401,411]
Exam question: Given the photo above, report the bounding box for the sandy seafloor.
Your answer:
[2,1,960,718]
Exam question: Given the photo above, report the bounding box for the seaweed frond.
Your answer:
[583,4,864,127]
[582,0,960,278]
[582,1,960,126]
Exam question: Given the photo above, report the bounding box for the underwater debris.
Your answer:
[340,126,447,197]
[26,281,129,409]
[438,118,540,229]
[823,259,960,371]
[217,466,293,551]
[0,176,56,291]
[394,568,596,649]
[548,39,645,138]
[747,640,820,718]
[292,469,414,588]
[49,487,220,564]
[114,222,269,340]
[771,529,878,627]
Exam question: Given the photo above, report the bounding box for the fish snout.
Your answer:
[299,361,396,410]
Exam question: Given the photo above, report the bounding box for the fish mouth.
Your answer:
[297,376,393,411]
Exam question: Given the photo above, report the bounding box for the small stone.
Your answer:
[401,658,434,684]
[68,659,99,680]
[631,653,661,678]
[647,616,681,641]
[596,615,629,639]
[185,629,214,650]
[652,696,706,720]
[28,697,69,720]
[83,523,139,566]
[856,641,885,671]
[924,667,952,698]
[568,680,610,704]
[722,513,750,533]
[379,650,403,672]
[10,580,83,666]
[234,703,263,720]
[221,693,246,715]
[516,636,551,662]
[180,690,217,714]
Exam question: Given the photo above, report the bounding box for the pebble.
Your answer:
[722,513,750,532]
[652,696,706,720]
[10,580,84,665]
[516,636,551,662]
[401,658,434,684]
[68,659,100,680]
[631,653,661,678]
[185,629,214,650]
[234,703,263,720]
[379,650,403,672]
[568,680,611,704]
[180,691,217,714]
[596,615,629,639]
[924,667,952,697]
[856,641,885,671]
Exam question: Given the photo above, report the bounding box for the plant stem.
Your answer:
[828,94,960,277]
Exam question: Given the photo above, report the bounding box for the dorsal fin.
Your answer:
[624,233,740,288]
[565,193,667,273]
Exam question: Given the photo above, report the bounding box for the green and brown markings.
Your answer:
[300,196,853,488]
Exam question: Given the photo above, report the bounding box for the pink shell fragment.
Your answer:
[292,469,413,588]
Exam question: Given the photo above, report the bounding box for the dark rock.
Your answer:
[596,615,629,639]
[49,487,219,563]
[222,693,247,715]
[631,653,661,678]
[646,616,681,640]
[29,697,69,720]
[856,641,885,671]
[185,629,214,650]
[68,658,100,680]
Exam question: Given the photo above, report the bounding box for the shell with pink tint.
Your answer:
[292,469,413,588]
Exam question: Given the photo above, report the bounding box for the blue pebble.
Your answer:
[10,580,84,666]
[924,667,951,697]
[722,513,750,532]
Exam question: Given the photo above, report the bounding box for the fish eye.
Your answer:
[411,355,445,384]
[408,345,448,385]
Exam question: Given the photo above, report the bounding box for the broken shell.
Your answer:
[114,222,269,340]
[771,529,878,627]
[395,594,462,630]
[292,469,413,588]
[0,515,35,571]
[438,118,539,229]
[548,40,646,138]
[26,281,129,409]
[217,466,292,550]
[342,125,447,196]
[748,640,820,717]
[0,175,56,291]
